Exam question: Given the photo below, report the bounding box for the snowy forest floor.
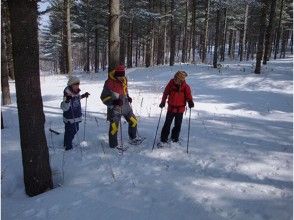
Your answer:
[2,57,293,220]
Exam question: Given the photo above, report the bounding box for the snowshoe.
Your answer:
[128,137,145,145]
[115,145,128,152]
[156,141,169,148]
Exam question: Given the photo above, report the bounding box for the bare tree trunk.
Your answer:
[8,0,53,196]
[202,0,210,63]
[228,29,233,58]
[163,0,168,64]
[85,33,90,72]
[63,0,72,75]
[127,18,133,68]
[94,27,99,72]
[213,10,220,68]
[232,30,236,59]
[108,0,120,71]
[169,0,176,66]
[240,4,249,61]
[274,0,284,59]
[156,1,164,65]
[2,0,15,80]
[1,1,11,105]
[146,37,151,67]
[102,44,107,71]
[220,8,227,62]
[290,31,293,54]
[135,37,139,67]
[181,0,188,63]
[191,0,196,63]
[280,28,288,58]
[263,0,277,64]
[255,0,268,74]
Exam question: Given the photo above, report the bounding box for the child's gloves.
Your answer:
[81,92,90,98]
[159,102,165,108]
[113,99,123,106]
[188,100,194,108]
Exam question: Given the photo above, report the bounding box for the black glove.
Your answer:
[188,100,194,108]
[127,96,132,103]
[113,99,123,106]
[159,102,165,108]
[65,96,72,103]
[81,92,90,98]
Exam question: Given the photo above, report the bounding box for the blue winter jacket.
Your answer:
[60,86,82,124]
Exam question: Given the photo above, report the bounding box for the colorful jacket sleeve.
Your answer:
[161,80,172,103]
[100,82,120,106]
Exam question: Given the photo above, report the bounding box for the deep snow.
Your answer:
[1,57,293,220]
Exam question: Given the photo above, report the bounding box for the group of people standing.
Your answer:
[60,65,194,150]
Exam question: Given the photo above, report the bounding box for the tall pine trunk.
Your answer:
[94,27,99,73]
[274,0,284,59]
[2,0,15,80]
[280,28,288,58]
[191,0,197,63]
[1,1,11,105]
[263,0,277,64]
[240,4,249,61]
[108,0,120,71]
[62,0,72,75]
[220,8,227,62]
[254,0,268,74]
[228,29,233,58]
[169,0,176,66]
[127,19,133,68]
[213,10,220,68]
[8,0,53,196]
[181,0,188,63]
[202,0,210,63]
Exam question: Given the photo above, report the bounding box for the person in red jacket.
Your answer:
[158,71,194,145]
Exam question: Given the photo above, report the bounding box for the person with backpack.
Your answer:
[158,71,194,147]
[60,76,90,150]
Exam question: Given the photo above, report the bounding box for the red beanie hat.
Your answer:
[115,65,125,77]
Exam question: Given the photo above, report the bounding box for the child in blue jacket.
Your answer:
[60,76,89,150]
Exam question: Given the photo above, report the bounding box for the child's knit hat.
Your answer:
[67,76,80,86]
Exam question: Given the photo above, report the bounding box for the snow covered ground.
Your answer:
[2,57,293,220]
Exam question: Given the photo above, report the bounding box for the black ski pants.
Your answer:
[160,111,183,143]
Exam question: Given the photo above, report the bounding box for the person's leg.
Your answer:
[108,107,122,148]
[160,112,175,142]
[171,113,183,142]
[108,120,119,148]
[64,122,76,150]
[124,113,137,140]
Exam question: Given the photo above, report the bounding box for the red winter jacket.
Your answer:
[161,79,193,113]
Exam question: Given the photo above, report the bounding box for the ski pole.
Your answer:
[119,108,124,154]
[83,97,88,141]
[152,108,163,151]
[186,108,191,154]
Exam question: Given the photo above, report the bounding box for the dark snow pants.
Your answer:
[64,122,79,150]
[108,104,137,148]
[160,112,183,143]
